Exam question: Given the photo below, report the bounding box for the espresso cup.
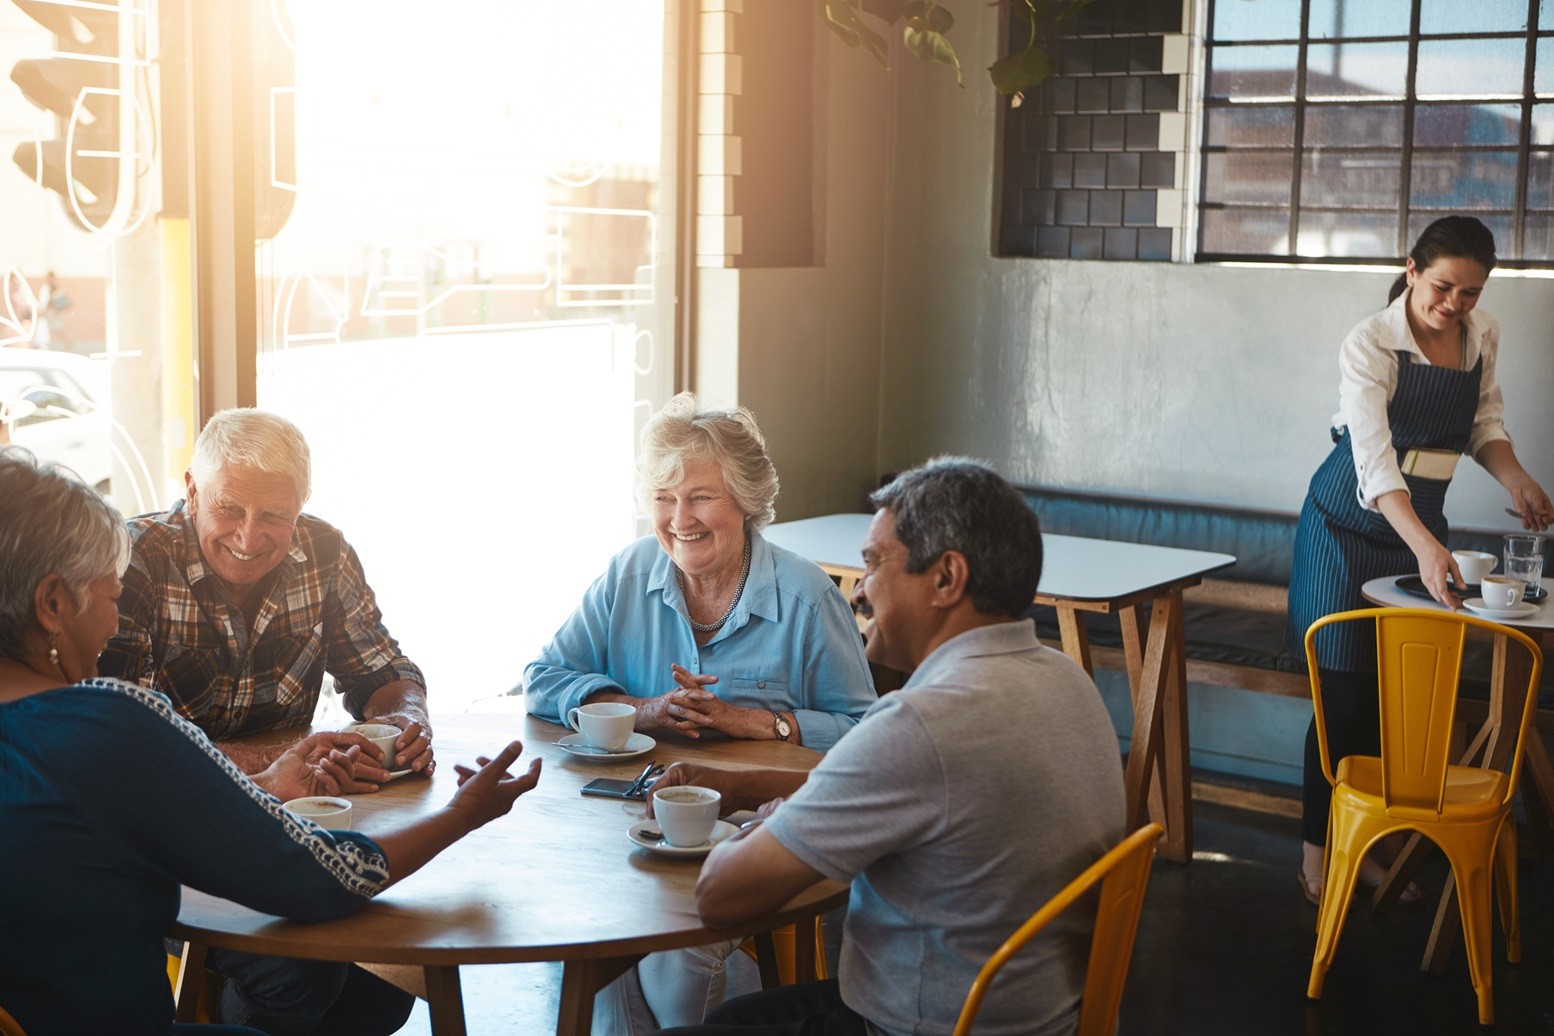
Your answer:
[653,785,721,847]
[344,722,402,771]
[566,701,636,751]
[1451,550,1497,586]
[283,796,352,830]
[1482,575,1526,610]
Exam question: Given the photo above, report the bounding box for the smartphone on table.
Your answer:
[580,778,647,801]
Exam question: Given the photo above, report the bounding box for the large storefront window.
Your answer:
[252,1,679,710]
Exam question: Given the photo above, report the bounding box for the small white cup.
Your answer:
[283,795,353,830]
[653,785,721,847]
[1482,575,1526,609]
[345,722,402,771]
[1452,550,1497,586]
[566,701,636,751]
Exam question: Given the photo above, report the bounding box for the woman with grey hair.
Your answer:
[0,447,542,1035]
[524,392,875,1032]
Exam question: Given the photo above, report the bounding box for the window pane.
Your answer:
[1534,104,1554,144]
[1410,150,1521,208]
[1420,0,1526,35]
[1309,0,1412,39]
[1205,106,1294,147]
[1208,46,1300,101]
[1204,151,1295,204]
[1523,213,1554,260]
[1291,214,1399,257]
[1414,104,1523,146]
[1417,39,1527,99]
[1211,0,1301,42]
[1305,104,1404,146]
[1301,150,1402,207]
[1201,208,1292,253]
[1537,38,1554,98]
[1528,151,1554,206]
[1305,42,1409,99]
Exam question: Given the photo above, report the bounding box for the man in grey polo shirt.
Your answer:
[651,457,1127,1036]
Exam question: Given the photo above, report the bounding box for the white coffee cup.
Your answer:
[1452,550,1497,586]
[283,796,353,830]
[566,701,636,751]
[653,785,721,847]
[1481,575,1526,609]
[344,722,403,771]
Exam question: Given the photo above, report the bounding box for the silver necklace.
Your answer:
[677,537,751,634]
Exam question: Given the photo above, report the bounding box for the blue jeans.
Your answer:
[207,949,414,1036]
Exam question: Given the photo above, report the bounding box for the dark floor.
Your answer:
[402,773,1554,1034]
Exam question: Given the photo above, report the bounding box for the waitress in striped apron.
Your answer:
[1286,216,1553,906]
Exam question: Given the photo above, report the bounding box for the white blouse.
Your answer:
[1333,289,1510,511]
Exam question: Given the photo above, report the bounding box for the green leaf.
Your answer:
[988,42,1052,96]
[904,24,963,86]
[902,0,953,33]
[822,0,892,67]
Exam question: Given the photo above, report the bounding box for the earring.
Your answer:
[48,632,60,670]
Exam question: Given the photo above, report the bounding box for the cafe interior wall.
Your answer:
[704,3,1554,786]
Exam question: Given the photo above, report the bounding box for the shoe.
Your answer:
[1299,867,1424,907]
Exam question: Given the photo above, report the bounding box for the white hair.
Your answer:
[189,409,312,504]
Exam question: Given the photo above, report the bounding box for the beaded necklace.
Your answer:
[677,536,751,634]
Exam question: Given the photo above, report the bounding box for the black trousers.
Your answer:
[1302,667,1381,845]
[652,979,869,1036]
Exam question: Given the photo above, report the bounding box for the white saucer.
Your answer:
[557,732,655,761]
[1463,598,1540,620]
[627,819,737,858]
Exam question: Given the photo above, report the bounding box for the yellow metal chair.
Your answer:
[739,917,828,988]
[1303,607,1543,1026]
[952,822,1163,1036]
[166,949,222,1023]
[0,1004,25,1036]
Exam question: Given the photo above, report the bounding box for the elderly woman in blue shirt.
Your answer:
[524,392,875,1033]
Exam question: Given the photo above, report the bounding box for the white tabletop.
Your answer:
[1361,575,1554,631]
[765,513,1236,602]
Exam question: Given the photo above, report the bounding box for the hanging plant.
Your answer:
[818,0,1092,97]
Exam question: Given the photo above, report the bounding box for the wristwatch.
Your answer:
[772,710,792,742]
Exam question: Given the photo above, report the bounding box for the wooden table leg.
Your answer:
[423,965,467,1036]
[1123,592,1192,862]
[172,941,209,1022]
[1118,606,1168,831]
[1056,604,1093,676]
[557,957,639,1036]
[794,915,819,983]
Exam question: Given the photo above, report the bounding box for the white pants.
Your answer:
[592,938,743,1035]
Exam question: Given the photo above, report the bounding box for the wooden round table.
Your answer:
[171,712,846,1035]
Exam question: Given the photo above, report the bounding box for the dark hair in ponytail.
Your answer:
[1388,216,1498,304]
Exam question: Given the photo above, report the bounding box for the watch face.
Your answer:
[775,714,791,738]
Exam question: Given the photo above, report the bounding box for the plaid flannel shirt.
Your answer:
[98,501,424,740]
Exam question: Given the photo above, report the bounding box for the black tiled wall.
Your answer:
[999,0,1183,261]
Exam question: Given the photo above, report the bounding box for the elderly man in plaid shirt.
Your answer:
[99,407,430,1036]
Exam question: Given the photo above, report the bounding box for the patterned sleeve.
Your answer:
[59,682,389,916]
[323,539,426,718]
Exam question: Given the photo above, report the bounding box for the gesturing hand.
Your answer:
[449,741,543,831]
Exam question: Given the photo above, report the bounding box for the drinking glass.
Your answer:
[1504,534,1546,594]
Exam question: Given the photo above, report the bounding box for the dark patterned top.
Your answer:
[98,501,424,739]
[0,679,390,1035]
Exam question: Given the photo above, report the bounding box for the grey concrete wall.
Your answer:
[877,9,1554,529]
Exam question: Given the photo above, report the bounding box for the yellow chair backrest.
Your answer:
[1304,608,1542,812]
[0,1003,26,1036]
[952,822,1163,1036]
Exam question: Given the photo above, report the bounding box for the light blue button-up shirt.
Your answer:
[523,532,875,752]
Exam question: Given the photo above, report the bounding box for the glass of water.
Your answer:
[1503,534,1546,594]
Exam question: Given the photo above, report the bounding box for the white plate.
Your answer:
[1463,598,1540,620]
[627,819,737,858]
[557,731,655,761]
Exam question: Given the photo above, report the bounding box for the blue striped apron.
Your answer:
[1286,349,1483,671]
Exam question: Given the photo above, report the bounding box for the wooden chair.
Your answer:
[952,822,1163,1036]
[1303,608,1543,1026]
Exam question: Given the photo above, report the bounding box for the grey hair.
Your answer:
[0,446,131,660]
[636,392,780,530]
[869,457,1042,618]
[189,409,312,504]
